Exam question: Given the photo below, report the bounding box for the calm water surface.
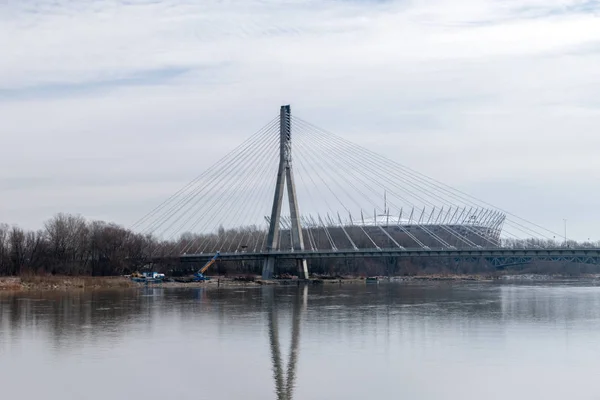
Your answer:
[2,282,600,399]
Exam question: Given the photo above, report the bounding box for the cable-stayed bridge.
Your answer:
[133,105,600,278]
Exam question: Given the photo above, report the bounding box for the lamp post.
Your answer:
[563,219,567,246]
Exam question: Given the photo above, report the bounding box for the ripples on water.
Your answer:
[1,282,600,399]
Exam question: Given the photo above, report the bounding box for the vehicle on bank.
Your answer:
[192,252,220,281]
[130,271,165,283]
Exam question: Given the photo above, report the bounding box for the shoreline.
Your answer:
[2,273,600,292]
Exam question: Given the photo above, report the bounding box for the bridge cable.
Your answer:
[133,116,278,232]
[180,130,279,254]
[293,117,535,240]
[160,121,278,240]
[294,132,400,250]
[294,117,559,241]
[294,122,455,249]
[143,118,278,238]
[293,118,500,246]
[212,137,280,253]
[293,118,532,246]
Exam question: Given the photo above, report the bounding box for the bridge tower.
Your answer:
[262,105,309,280]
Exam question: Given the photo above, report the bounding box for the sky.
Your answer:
[1,0,599,240]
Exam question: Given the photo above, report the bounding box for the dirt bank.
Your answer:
[0,276,138,291]
[0,275,364,292]
[0,276,286,292]
[2,273,596,292]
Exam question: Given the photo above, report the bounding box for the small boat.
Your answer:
[366,277,379,284]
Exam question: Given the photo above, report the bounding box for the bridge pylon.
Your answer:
[262,105,309,280]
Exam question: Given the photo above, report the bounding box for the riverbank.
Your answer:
[0,276,274,291]
[2,273,600,292]
[0,275,340,291]
[0,276,137,291]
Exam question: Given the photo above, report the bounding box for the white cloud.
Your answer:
[0,0,599,239]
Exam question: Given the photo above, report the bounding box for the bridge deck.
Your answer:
[180,247,600,262]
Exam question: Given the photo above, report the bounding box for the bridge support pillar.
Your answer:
[263,256,276,280]
[297,259,309,280]
[262,105,309,280]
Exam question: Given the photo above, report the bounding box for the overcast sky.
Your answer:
[1,0,599,240]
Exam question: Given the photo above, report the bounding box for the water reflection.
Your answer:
[2,282,600,399]
[4,283,598,347]
[266,285,307,400]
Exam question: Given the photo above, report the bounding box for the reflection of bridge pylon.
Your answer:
[267,286,307,400]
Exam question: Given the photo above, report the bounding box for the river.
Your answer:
[1,281,600,399]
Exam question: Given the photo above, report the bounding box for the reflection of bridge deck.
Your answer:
[180,247,600,268]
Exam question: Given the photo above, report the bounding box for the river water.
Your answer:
[2,281,600,399]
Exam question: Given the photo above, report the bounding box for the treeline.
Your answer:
[501,237,599,249]
[0,214,151,276]
[1,213,599,277]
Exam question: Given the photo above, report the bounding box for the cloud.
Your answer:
[0,66,195,100]
[0,0,599,239]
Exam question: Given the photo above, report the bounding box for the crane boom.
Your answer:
[199,252,220,274]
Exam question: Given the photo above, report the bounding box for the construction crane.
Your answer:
[193,252,220,281]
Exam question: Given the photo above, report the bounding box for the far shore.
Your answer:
[1,273,600,293]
